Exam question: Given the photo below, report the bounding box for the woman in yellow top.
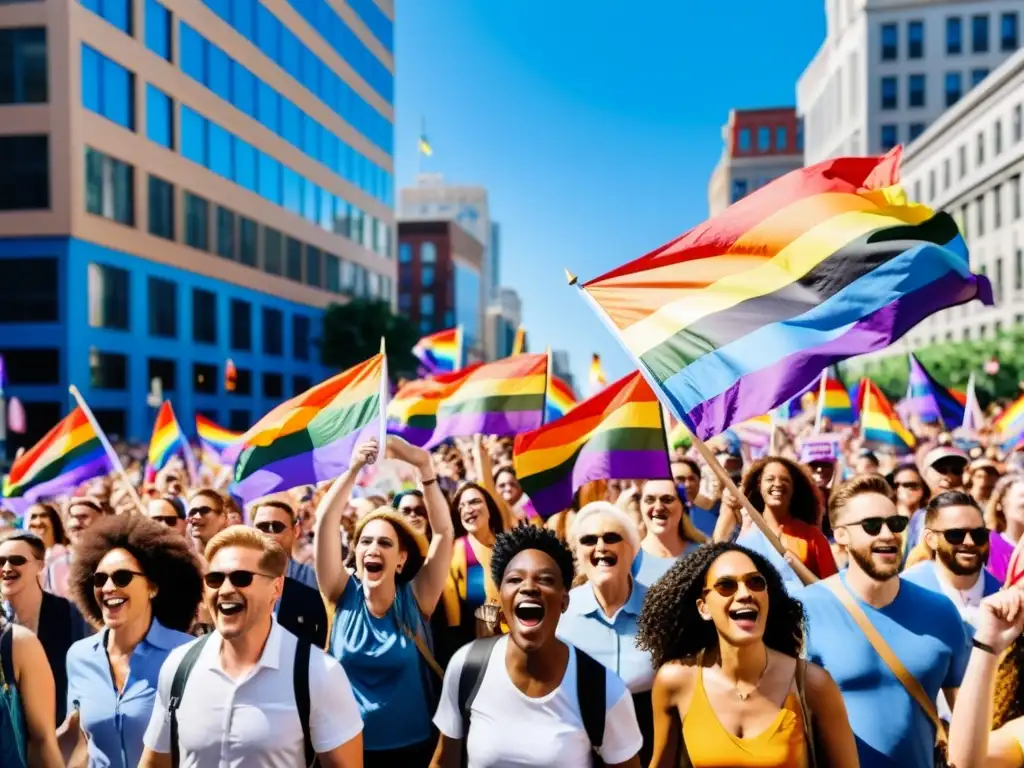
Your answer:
[637,542,857,768]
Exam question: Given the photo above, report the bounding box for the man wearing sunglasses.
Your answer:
[924,446,969,495]
[251,498,317,589]
[186,488,229,552]
[140,526,363,768]
[797,475,971,768]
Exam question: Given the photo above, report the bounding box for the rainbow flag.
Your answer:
[196,415,241,462]
[412,327,462,374]
[860,378,915,454]
[232,354,387,502]
[147,402,188,475]
[905,353,965,427]
[545,375,577,423]
[961,373,984,432]
[816,366,855,426]
[429,353,547,446]
[513,371,670,518]
[386,366,479,447]
[3,407,114,502]
[996,393,1024,451]
[575,148,991,441]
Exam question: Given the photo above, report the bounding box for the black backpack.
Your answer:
[167,635,316,768]
[457,636,607,767]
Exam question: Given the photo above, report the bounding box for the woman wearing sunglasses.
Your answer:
[144,495,187,536]
[63,515,202,768]
[558,501,656,764]
[637,542,857,768]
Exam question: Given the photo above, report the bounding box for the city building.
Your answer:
[707,107,803,216]
[798,0,1021,165]
[485,287,521,360]
[490,222,501,295]
[860,46,1024,364]
[397,220,485,360]
[0,0,396,451]
[551,349,575,393]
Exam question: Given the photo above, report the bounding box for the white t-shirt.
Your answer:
[143,619,363,768]
[433,635,642,767]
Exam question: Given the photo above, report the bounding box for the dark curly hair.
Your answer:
[636,542,805,669]
[69,515,203,632]
[742,456,822,526]
[451,482,505,538]
[491,524,574,590]
[993,634,1024,729]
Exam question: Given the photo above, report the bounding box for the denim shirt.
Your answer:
[66,619,193,768]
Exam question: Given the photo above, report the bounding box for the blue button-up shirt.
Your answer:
[66,619,193,768]
[286,558,319,590]
[556,580,655,694]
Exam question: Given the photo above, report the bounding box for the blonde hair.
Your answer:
[828,474,896,527]
[204,526,288,578]
[987,473,1024,533]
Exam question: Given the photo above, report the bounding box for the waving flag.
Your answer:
[147,402,188,474]
[545,375,577,423]
[196,415,241,463]
[997,393,1024,452]
[961,373,984,432]
[386,366,479,447]
[905,353,965,427]
[412,327,463,374]
[574,148,991,440]
[860,379,915,454]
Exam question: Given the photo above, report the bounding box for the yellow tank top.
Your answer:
[682,661,808,768]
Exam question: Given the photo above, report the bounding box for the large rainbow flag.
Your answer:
[3,407,114,502]
[860,378,916,454]
[576,148,991,440]
[905,353,965,427]
[412,327,462,374]
[232,354,387,502]
[196,415,241,462]
[545,375,577,423]
[514,370,670,518]
[386,366,479,447]
[429,353,547,446]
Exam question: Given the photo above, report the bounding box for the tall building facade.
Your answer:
[707,107,804,217]
[798,0,1021,165]
[485,287,521,360]
[397,220,485,360]
[0,0,396,450]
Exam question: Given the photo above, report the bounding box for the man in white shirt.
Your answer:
[139,527,363,768]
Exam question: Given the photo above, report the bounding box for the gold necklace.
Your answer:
[733,651,770,701]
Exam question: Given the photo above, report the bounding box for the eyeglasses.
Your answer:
[578,532,625,547]
[92,570,144,589]
[152,515,179,527]
[703,572,768,597]
[399,506,427,518]
[254,521,289,534]
[188,506,219,519]
[642,495,678,506]
[894,481,923,491]
[203,570,274,589]
[934,527,990,546]
[847,515,910,536]
[0,555,28,568]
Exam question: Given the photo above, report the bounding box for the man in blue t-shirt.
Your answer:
[798,474,970,768]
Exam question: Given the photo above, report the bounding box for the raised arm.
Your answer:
[387,436,455,615]
[315,439,379,604]
[13,625,64,768]
[472,435,518,531]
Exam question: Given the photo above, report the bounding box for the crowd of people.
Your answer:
[3,418,1024,768]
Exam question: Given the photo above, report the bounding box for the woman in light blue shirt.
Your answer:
[63,515,202,768]
[558,501,655,765]
[632,479,707,587]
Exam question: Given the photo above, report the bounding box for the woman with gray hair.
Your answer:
[557,500,655,765]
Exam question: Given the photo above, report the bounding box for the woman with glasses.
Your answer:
[63,515,202,768]
[144,496,187,536]
[886,464,930,564]
[633,479,708,587]
[637,543,856,767]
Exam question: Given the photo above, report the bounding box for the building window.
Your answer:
[180,105,207,167]
[399,243,412,263]
[756,126,770,152]
[81,0,132,35]
[216,206,235,260]
[971,68,990,87]
[959,145,967,178]
[1016,248,1023,291]
[148,175,174,241]
[145,84,173,148]
[996,257,1004,303]
[192,287,216,344]
[737,128,751,151]
[943,158,951,189]
[0,349,59,385]
[264,228,283,275]
[85,147,133,225]
[193,362,217,394]
[0,258,58,323]
[0,135,48,211]
[81,45,134,130]
[947,16,963,54]
[228,409,250,430]
[908,74,925,107]
[421,242,437,264]
[239,217,258,267]
[398,293,410,312]
[909,123,925,141]
[1003,12,1020,51]
[880,22,898,60]
[185,192,209,250]
[305,246,321,287]
[0,28,47,104]
[422,265,435,288]
[145,0,171,61]
[996,121,1004,155]
[293,375,312,396]
[880,124,898,151]
[731,179,748,202]
[928,170,936,200]
[774,126,787,152]
[148,357,176,391]
[945,72,962,106]
[977,132,985,166]
[420,294,434,316]
[1015,105,1023,142]
[995,184,1003,228]
[262,372,283,399]
[977,195,986,236]
[88,263,129,330]
[230,298,251,351]
[1013,175,1022,220]
[880,76,897,109]
[325,253,341,293]
[292,315,310,361]
[147,276,176,338]
[973,14,990,52]
[90,350,127,390]
[286,237,302,281]
[907,20,924,58]
[262,307,283,356]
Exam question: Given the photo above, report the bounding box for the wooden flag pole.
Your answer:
[814,371,827,433]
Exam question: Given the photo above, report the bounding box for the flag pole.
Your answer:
[814,370,827,433]
[542,346,552,425]
[377,338,388,454]
[566,269,817,584]
[69,386,146,515]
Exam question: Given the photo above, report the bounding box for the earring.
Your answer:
[396,564,403,573]
[150,591,157,600]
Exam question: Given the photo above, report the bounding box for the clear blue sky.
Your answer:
[393,1,826,391]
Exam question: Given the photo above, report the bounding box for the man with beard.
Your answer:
[797,474,970,768]
[139,527,363,767]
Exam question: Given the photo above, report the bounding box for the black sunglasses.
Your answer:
[935,527,990,546]
[848,515,910,536]
[204,570,274,589]
[93,569,144,589]
[578,532,625,547]
[399,505,427,518]
[0,555,28,568]
[152,515,179,527]
[255,521,289,534]
[188,506,219,518]
[894,481,922,490]
[704,572,768,597]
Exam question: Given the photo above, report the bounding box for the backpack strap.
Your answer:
[293,639,316,768]
[168,636,210,768]
[575,649,607,760]
[457,635,501,766]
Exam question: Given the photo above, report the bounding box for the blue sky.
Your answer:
[393,1,826,392]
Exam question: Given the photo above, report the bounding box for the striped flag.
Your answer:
[905,353,965,427]
[860,378,915,454]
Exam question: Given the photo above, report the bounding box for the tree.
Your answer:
[319,299,420,378]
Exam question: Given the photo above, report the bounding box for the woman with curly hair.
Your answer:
[637,542,856,767]
[62,515,203,768]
